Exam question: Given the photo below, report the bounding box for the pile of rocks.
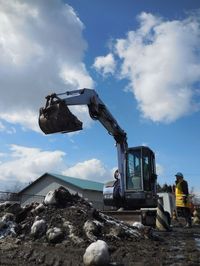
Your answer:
[0,187,151,265]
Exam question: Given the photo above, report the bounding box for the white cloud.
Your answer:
[60,63,93,89]
[0,121,16,134]
[0,110,39,132]
[98,12,200,123]
[62,158,113,182]
[68,105,93,130]
[93,53,116,76]
[0,121,6,132]
[0,145,66,183]
[0,145,114,188]
[0,152,6,158]
[0,0,93,131]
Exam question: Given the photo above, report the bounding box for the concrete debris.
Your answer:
[63,221,84,244]
[0,217,18,239]
[46,227,64,243]
[83,240,110,266]
[106,225,124,239]
[31,219,47,237]
[31,203,46,215]
[193,209,200,225]
[2,213,15,222]
[132,222,145,229]
[99,212,141,239]
[44,191,57,205]
[193,216,200,225]
[44,186,73,207]
[83,220,102,242]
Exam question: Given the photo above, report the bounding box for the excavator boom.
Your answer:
[39,88,127,198]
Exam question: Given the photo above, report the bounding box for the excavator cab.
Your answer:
[39,94,82,134]
[124,146,157,209]
[103,146,157,209]
[126,146,157,192]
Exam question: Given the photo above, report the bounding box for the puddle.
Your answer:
[194,233,200,251]
[194,237,200,251]
[175,254,185,260]
[168,254,185,261]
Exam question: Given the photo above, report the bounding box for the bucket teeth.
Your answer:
[39,101,82,134]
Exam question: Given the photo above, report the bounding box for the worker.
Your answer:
[113,170,123,210]
[114,169,119,180]
[175,172,192,227]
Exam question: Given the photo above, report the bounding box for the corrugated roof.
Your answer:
[48,173,104,192]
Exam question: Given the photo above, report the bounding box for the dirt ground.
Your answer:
[1,225,200,266]
[0,189,200,266]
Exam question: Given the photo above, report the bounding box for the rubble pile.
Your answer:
[1,189,200,265]
[0,187,145,244]
[0,187,152,265]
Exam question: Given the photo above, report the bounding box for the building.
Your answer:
[18,173,104,209]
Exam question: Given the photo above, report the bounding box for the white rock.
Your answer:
[31,219,47,237]
[46,227,63,243]
[34,215,40,221]
[44,191,57,205]
[193,216,200,224]
[2,213,15,222]
[132,222,144,229]
[0,220,17,239]
[193,210,199,218]
[83,220,98,241]
[63,221,83,244]
[32,203,46,215]
[83,240,109,266]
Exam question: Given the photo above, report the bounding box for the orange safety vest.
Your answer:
[175,180,190,208]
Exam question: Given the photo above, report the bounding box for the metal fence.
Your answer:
[0,191,45,205]
[0,191,20,203]
[20,193,45,205]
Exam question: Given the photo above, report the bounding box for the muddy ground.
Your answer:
[1,225,200,266]
[0,189,200,266]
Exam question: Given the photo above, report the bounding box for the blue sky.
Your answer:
[0,0,199,195]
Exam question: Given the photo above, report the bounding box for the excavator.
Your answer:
[39,88,158,224]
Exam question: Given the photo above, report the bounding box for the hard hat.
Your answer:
[175,172,184,178]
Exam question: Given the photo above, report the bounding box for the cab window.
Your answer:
[127,151,142,190]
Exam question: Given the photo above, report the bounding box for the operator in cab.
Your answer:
[175,172,192,228]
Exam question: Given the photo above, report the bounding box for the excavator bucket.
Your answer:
[39,101,83,134]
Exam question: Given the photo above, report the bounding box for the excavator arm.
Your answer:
[39,88,128,197]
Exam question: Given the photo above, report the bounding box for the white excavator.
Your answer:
[39,88,159,224]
